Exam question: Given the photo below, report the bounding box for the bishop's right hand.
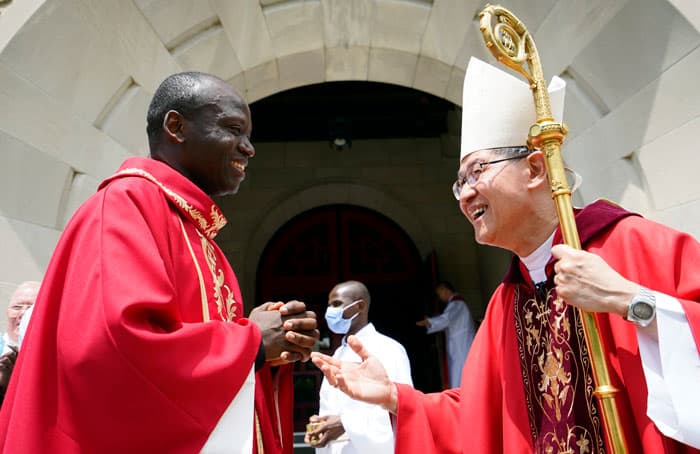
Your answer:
[311,335,398,413]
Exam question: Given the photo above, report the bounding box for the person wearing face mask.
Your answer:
[305,281,412,453]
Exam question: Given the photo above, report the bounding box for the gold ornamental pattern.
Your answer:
[199,232,237,322]
[514,285,604,453]
[115,168,227,239]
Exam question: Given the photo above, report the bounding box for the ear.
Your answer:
[525,150,548,190]
[163,110,186,144]
[357,299,368,312]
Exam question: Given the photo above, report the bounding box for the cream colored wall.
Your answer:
[0,0,698,318]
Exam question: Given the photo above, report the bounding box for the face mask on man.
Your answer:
[325,300,360,334]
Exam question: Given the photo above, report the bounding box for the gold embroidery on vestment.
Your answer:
[114,168,227,239]
[199,231,237,321]
[514,285,603,453]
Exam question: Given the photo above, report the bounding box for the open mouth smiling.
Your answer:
[471,205,486,221]
[231,161,246,173]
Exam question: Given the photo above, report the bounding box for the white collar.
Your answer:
[342,323,375,346]
[519,230,556,284]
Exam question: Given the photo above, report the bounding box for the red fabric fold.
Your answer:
[0,158,292,453]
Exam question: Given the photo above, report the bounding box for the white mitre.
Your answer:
[460,57,566,160]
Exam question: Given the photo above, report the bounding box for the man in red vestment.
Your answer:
[311,57,700,453]
[0,72,319,453]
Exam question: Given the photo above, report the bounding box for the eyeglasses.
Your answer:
[452,147,533,200]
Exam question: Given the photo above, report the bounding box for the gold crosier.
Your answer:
[478,4,628,453]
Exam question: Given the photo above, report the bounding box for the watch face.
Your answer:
[632,301,654,320]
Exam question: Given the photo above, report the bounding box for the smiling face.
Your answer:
[456,149,531,251]
[173,80,255,196]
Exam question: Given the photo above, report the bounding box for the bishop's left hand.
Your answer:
[551,244,638,318]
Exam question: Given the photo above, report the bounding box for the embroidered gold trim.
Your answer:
[114,168,226,239]
[514,284,603,453]
[199,231,237,321]
[178,216,210,322]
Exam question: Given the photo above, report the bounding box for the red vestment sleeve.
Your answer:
[0,177,262,453]
[394,385,462,454]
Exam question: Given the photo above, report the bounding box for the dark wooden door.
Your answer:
[256,204,441,431]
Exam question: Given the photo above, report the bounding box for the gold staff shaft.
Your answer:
[478,4,628,453]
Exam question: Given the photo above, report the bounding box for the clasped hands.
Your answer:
[250,300,319,364]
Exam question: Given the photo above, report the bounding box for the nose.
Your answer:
[458,184,477,217]
[458,181,478,201]
[239,136,255,157]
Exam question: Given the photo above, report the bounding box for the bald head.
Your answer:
[333,280,370,306]
[7,281,40,343]
[146,71,244,146]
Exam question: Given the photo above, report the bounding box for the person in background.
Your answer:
[305,280,412,453]
[416,281,475,388]
[0,281,39,407]
[0,282,39,355]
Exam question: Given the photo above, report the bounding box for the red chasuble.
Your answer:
[394,200,700,453]
[0,157,291,453]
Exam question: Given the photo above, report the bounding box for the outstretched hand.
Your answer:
[311,335,397,413]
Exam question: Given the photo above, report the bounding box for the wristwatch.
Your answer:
[626,287,656,328]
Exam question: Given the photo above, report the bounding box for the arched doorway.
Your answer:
[256,204,442,431]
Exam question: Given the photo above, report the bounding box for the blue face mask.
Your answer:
[325,300,360,334]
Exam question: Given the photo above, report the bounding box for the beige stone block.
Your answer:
[244,60,280,103]
[0,0,44,52]
[263,0,323,56]
[134,0,216,48]
[277,49,325,91]
[0,0,136,123]
[445,67,465,106]
[57,172,101,229]
[371,0,430,54]
[419,0,473,64]
[668,0,700,33]
[227,73,247,95]
[451,20,491,71]
[568,0,700,110]
[368,48,417,88]
[558,73,604,142]
[654,199,700,240]
[536,0,628,77]
[0,216,60,290]
[173,26,243,80]
[638,115,700,210]
[320,0,373,48]
[81,0,181,94]
[0,61,130,180]
[325,46,369,81]
[566,44,700,183]
[212,0,275,69]
[0,132,72,228]
[574,158,652,215]
[96,84,151,157]
[413,56,451,99]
